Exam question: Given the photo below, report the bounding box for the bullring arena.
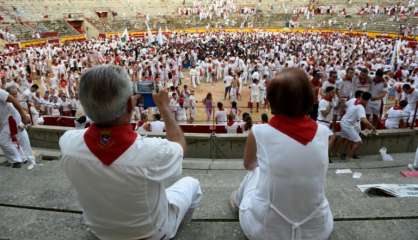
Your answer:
[1,1,418,240]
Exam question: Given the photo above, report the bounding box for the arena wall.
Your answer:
[28,126,418,159]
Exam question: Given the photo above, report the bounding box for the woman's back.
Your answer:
[251,123,333,240]
[253,123,330,219]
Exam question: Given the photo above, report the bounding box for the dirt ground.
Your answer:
[182,72,270,123]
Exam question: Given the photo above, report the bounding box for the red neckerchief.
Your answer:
[84,124,137,166]
[373,77,383,83]
[227,120,234,127]
[311,78,321,87]
[269,115,318,145]
[8,116,18,143]
[137,120,144,127]
[393,105,401,110]
[323,95,333,102]
[355,99,362,105]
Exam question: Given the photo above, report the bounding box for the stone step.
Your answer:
[1,149,415,170]
[1,206,417,240]
[0,159,418,221]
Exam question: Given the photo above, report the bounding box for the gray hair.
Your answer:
[5,83,18,93]
[79,65,133,125]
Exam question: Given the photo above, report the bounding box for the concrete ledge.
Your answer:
[28,126,418,159]
[1,206,417,240]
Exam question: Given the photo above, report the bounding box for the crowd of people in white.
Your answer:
[0,31,418,167]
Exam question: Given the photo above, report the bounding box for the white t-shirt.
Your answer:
[215,110,228,124]
[224,75,233,87]
[317,99,333,124]
[60,130,183,240]
[385,107,408,129]
[150,120,165,133]
[225,122,240,133]
[341,104,366,127]
[405,89,418,112]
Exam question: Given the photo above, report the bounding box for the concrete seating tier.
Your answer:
[1,151,418,239]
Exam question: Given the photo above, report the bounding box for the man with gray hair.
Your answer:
[60,65,202,240]
[6,84,36,169]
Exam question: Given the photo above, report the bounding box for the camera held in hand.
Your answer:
[134,81,157,108]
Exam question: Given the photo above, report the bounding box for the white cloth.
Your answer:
[385,107,408,129]
[8,103,35,163]
[340,104,366,142]
[235,124,333,240]
[215,110,228,124]
[60,130,202,240]
[0,89,10,129]
[225,122,240,133]
[150,120,165,133]
[317,99,333,127]
[0,89,22,163]
[404,90,418,123]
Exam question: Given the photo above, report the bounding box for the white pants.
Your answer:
[160,176,202,239]
[405,108,417,125]
[234,168,263,239]
[191,76,197,88]
[340,122,362,143]
[17,129,35,164]
[0,126,22,163]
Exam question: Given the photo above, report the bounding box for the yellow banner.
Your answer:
[59,34,86,43]
[19,39,47,48]
[102,27,418,41]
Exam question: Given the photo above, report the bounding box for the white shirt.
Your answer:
[317,99,333,124]
[225,122,240,133]
[341,104,366,127]
[246,124,333,240]
[224,75,233,87]
[215,110,227,124]
[150,120,165,133]
[345,98,357,110]
[385,107,408,129]
[405,89,418,112]
[60,130,183,240]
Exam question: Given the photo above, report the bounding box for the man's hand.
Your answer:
[21,113,31,125]
[152,89,170,111]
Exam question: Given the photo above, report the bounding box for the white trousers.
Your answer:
[157,176,202,240]
[0,126,22,163]
[17,129,35,164]
[191,76,197,88]
[234,168,264,240]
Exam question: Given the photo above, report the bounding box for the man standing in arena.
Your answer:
[368,69,387,127]
[6,85,36,169]
[340,92,376,160]
[0,88,31,168]
[402,84,418,126]
[309,70,322,120]
[60,65,202,240]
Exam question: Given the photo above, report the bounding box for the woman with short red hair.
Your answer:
[230,68,333,240]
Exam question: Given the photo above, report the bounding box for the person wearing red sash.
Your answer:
[340,92,376,160]
[60,65,202,240]
[0,88,31,168]
[230,68,334,240]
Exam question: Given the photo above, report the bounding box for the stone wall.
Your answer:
[28,125,418,159]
